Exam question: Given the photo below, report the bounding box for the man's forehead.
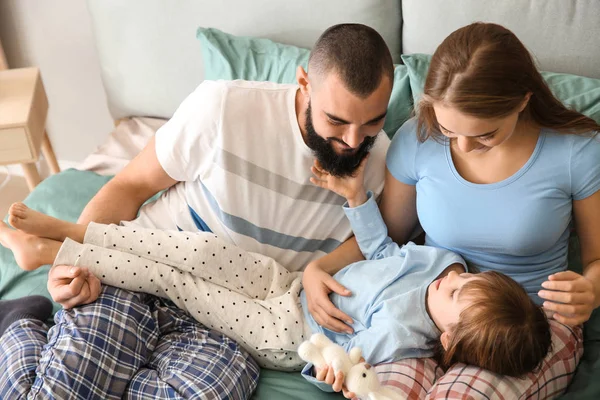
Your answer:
[315,92,388,120]
[318,72,389,97]
[313,70,390,96]
[322,109,387,126]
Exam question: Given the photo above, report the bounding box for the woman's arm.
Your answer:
[379,169,419,245]
[539,190,600,325]
[576,190,600,309]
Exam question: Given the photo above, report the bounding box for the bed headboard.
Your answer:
[85,0,403,120]
[87,0,600,121]
[401,0,600,80]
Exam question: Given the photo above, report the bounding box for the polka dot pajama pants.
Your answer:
[53,222,312,371]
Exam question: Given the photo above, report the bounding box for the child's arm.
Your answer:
[343,193,401,260]
[342,325,405,366]
[310,157,403,260]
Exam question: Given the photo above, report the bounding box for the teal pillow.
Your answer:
[542,72,600,123]
[0,169,112,316]
[197,27,309,84]
[401,53,600,123]
[400,54,431,105]
[197,27,413,137]
[384,65,413,138]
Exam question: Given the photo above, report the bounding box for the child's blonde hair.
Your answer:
[437,271,552,377]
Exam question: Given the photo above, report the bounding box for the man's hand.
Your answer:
[310,156,369,207]
[302,262,354,334]
[48,265,101,309]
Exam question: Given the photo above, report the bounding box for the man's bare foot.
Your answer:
[9,202,84,242]
[0,221,61,271]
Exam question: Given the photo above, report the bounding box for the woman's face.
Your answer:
[432,103,523,154]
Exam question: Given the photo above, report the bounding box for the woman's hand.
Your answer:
[539,270,596,326]
[302,262,354,334]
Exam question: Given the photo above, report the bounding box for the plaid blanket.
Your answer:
[375,320,583,399]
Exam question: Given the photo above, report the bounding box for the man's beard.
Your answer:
[304,102,377,177]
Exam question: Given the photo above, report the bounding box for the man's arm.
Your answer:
[307,236,364,275]
[78,136,177,225]
[49,137,178,310]
[51,81,219,309]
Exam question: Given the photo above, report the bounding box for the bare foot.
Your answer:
[0,221,61,271]
[9,202,83,242]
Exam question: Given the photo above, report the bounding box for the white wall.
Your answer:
[0,0,114,166]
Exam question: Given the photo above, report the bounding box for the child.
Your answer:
[0,159,551,378]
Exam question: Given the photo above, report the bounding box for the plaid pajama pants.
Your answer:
[0,295,583,400]
[0,285,260,399]
[375,320,583,399]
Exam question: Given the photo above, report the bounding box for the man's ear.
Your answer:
[440,331,451,350]
[297,65,310,96]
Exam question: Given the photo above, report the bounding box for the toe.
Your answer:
[10,202,28,218]
[7,214,19,228]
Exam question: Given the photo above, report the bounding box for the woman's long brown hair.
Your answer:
[417,22,600,142]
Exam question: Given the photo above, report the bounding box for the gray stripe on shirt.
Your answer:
[199,182,342,254]
[214,149,345,205]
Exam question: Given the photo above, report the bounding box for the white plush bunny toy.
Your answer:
[298,333,403,400]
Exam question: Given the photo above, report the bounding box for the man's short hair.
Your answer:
[308,23,394,97]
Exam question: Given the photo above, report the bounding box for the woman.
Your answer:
[303,22,600,397]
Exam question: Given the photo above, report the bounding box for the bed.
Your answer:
[1,0,599,399]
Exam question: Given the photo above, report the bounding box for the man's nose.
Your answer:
[342,126,362,149]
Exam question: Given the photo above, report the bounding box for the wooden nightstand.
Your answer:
[0,67,60,191]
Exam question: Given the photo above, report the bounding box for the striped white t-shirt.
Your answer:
[147,80,389,271]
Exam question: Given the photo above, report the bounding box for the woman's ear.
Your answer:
[519,92,533,112]
[440,331,451,350]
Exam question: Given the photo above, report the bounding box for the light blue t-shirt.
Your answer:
[387,118,600,304]
[300,194,466,364]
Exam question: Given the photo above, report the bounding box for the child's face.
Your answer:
[427,269,480,333]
